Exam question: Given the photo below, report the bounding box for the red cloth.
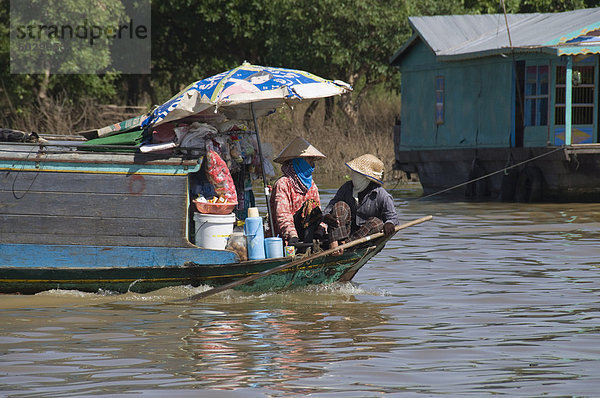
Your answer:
[205,149,237,202]
[269,176,320,241]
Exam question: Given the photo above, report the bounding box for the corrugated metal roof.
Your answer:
[391,8,600,63]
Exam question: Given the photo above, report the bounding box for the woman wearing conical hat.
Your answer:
[323,154,399,254]
[269,136,326,249]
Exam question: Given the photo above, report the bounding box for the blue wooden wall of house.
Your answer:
[396,38,599,151]
[398,40,514,150]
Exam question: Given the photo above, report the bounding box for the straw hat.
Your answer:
[273,136,326,163]
[345,154,385,185]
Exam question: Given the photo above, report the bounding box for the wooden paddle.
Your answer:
[185,215,433,301]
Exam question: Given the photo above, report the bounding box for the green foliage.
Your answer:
[10,0,127,74]
[268,0,410,90]
[151,0,271,99]
[1,0,598,130]
[407,0,467,15]
[51,74,119,102]
[463,0,519,13]
[519,0,588,12]
[464,0,591,13]
[0,0,134,127]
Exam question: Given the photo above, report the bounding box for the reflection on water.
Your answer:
[180,295,393,393]
[1,186,600,396]
[0,285,394,396]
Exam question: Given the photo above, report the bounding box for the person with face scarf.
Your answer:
[322,154,399,254]
[269,136,326,248]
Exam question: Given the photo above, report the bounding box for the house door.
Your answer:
[523,63,550,146]
[554,63,596,144]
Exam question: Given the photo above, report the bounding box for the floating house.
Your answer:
[391,8,600,202]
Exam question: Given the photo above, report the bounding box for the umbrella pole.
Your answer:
[251,103,275,235]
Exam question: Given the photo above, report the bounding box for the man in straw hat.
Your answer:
[269,136,327,249]
[323,154,398,254]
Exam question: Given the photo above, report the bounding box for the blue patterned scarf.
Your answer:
[282,161,308,194]
[292,158,314,190]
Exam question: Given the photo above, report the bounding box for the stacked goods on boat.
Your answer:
[82,118,278,260]
[0,118,284,264]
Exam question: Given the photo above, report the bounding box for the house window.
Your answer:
[555,65,595,125]
[435,76,444,125]
[524,65,549,126]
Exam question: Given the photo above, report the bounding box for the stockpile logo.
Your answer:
[10,0,150,74]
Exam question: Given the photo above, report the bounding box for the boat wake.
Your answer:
[0,282,389,308]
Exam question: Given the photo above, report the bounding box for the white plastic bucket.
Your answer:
[194,212,235,250]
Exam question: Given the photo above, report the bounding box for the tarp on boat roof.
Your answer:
[79,129,148,152]
[78,114,149,140]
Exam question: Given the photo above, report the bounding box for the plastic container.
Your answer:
[194,212,235,250]
[244,216,265,260]
[225,229,248,261]
[264,237,284,258]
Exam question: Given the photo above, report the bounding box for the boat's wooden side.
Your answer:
[0,238,387,294]
[0,144,200,247]
[0,243,239,268]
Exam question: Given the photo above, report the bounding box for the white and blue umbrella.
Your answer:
[142,62,352,127]
[134,63,351,231]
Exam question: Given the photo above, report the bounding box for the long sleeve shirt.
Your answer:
[269,176,321,241]
[324,181,398,232]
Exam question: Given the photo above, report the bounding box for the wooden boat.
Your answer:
[0,136,396,295]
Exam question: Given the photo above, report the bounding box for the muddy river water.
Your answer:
[1,183,599,396]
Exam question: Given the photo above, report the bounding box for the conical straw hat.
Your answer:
[273,136,326,163]
[345,154,384,185]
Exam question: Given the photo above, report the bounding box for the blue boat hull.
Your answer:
[0,239,388,294]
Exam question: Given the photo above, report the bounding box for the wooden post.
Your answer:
[565,56,573,146]
[251,103,274,233]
